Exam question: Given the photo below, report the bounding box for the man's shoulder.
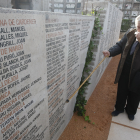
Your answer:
[126,28,136,35]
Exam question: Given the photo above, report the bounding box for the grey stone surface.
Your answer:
[0,0,82,14]
[0,0,12,8]
[112,110,140,129]
[0,7,94,140]
[108,123,140,140]
[0,0,49,11]
[108,109,140,140]
[32,0,49,11]
[90,0,140,29]
[0,2,123,140]
[83,2,123,100]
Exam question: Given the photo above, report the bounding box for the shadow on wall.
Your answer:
[11,0,32,10]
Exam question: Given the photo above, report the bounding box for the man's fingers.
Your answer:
[105,54,108,57]
[102,50,110,57]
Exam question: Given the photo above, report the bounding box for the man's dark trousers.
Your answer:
[115,64,140,115]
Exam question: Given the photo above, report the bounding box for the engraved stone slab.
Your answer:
[0,8,95,140]
[83,2,123,100]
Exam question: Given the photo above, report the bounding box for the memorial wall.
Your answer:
[84,2,123,100]
[0,8,95,140]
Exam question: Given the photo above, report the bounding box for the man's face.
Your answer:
[136,21,140,32]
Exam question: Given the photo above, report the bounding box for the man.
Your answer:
[103,15,140,121]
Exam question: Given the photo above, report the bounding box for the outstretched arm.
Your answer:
[103,33,127,57]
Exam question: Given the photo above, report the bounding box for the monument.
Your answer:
[0,7,94,140]
[83,2,123,100]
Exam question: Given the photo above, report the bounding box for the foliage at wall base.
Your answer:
[74,9,103,123]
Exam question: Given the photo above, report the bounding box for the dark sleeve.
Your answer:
[108,33,127,57]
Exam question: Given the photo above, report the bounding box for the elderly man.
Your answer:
[103,15,140,121]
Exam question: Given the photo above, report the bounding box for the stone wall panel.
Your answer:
[0,8,94,140]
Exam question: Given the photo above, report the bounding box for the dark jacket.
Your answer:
[109,29,140,93]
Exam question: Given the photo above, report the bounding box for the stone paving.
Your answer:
[108,104,140,140]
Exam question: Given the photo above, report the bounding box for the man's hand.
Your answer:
[135,32,140,42]
[102,50,110,57]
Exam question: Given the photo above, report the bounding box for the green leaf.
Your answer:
[85,116,89,121]
[88,120,91,123]
[75,9,102,122]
